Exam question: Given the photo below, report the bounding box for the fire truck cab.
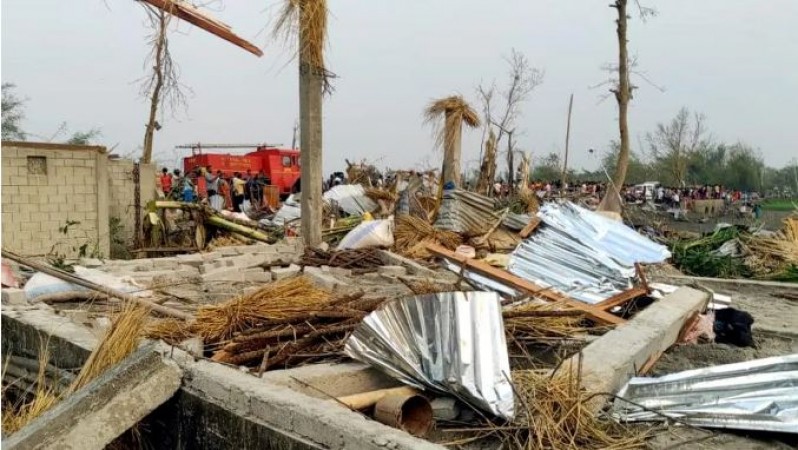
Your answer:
[181,144,301,196]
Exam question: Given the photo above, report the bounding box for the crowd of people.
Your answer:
[157,166,273,213]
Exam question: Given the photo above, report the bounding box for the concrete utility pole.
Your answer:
[561,93,574,190]
[299,19,323,248]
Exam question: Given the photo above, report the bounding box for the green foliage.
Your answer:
[670,227,752,278]
[530,152,562,182]
[66,129,101,145]
[2,83,26,140]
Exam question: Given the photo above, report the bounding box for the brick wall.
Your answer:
[2,142,108,258]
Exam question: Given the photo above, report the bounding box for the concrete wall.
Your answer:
[1,141,156,258]
[2,142,109,258]
[108,159,156,246]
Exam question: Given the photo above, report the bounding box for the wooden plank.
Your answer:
[595,286,648,311]
[425,243,624,325]
[142,0,263,57]
[635,262,650,293]
[518,216,542,239]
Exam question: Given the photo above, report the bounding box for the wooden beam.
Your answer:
[635,262,650,294]
[425,243,624,325]
[141,0,263,57]
[595,286,648,311]
[518,216,542,239]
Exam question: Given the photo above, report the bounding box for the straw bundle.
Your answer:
[209,291,386,368]
[364,187,397,203]
[69,302,150,393]
[2,302,148,435]
[1,346,59,435]
[503,303,592,342]
[145,318,194,346]
[192,276,331,342]
[490,370,649,449]
[394,215,462,258]
[424,96,481,152]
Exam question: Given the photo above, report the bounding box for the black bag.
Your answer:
[714,308,755,347]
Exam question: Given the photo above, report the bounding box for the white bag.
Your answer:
[337,218,394,250]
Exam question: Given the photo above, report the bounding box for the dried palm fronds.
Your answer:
[394,215,462,258]
[192,276,331,342]
[399,277,455,295]
[424,95,481,152]
[476,128,497,195]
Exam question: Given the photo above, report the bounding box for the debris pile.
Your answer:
[670,217,798,281]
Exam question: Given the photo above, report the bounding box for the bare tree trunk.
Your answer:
[441,112,462,187]
[299,25,323,247]
[141,10,166,164]
[599,0,631,213]
[507,130,515,191]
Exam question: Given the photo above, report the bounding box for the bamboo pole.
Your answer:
[336,386,419,410]
[2,250,192,321]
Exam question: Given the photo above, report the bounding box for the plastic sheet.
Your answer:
[613,354,798,433]
[344,291,514,420]
[323,184,377,216]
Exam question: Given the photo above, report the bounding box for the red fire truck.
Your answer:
[179,143,301,196]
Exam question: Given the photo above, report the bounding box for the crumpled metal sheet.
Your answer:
[503,212,533,231]
[323,184,377,216]
[434,189,503,235]
[507,202,671,304]
[612,354,798,433]
[344,291,515,420]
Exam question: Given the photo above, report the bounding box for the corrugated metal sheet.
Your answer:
[508,202,671,304]
[434,189,503,235]
[344,292,514,420]
[613,354,798,433]
[503,212,533,231]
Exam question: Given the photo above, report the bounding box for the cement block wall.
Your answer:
[1,141,155,258]
[108,159,156,246]
[1,142,109,258]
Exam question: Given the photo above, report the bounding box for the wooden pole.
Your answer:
[561,93,574,191]
[336,386,419,410]
[1,250,192,320]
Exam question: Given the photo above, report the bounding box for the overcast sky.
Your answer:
[3,1,797,174]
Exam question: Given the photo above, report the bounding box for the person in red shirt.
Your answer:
[159,168,173,197]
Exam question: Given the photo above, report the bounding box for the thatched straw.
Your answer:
[1,345,59,435]
[2,302,148,435]
[444,367,649,449]
[476,128,497,195]
[394,215,462,258]
[69,302,150,393]
[192,276,331,342]
[145,318,194,346]
[503,369,649,449]
[274,0,331,88]
[424,95,481,151]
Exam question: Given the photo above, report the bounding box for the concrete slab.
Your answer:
[2,288,27,305]
[378,265,407,277]
[271,264,301,280]
[5,346,182,450]
[567,286,710,401]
